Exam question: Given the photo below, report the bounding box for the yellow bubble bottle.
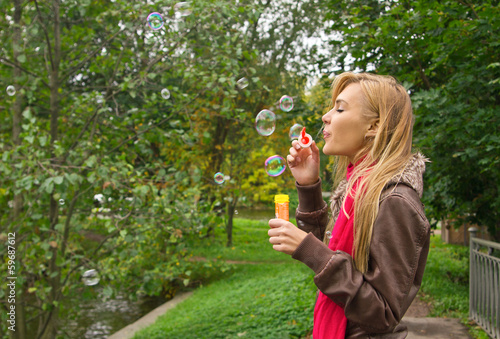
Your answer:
[274,194,289,221]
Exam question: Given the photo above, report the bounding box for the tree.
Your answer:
[1,0,333,337]
[322,0,500,239]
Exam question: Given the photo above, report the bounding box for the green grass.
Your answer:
[420,235,489,339]
[133,218,316,339]
[186,217,298,263]
[133,219,490,339]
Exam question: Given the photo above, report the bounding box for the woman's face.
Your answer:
[321,83,374,163]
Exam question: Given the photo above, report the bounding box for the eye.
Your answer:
[336,109,344,113]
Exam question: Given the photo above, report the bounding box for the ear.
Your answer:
[365,120,379,138]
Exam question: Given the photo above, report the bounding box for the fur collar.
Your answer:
[385,152,429,198]
[329,152,429,209]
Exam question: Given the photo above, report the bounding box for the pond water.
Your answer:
[235,208,274,221]
[27,209,270,338]
[59,293,167,338]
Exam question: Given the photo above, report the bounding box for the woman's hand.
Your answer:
[287,140,320,186]
[268,218,308,255]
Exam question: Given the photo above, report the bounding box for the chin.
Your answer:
[322,145,335,156]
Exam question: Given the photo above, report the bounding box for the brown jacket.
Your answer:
[292,154,431,338]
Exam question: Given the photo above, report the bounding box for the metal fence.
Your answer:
[469,227,500,339]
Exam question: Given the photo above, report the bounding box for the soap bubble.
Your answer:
[82,269,100,286]
[289,123,303,140]
[174,2,192,17]
[161,88,170,99]
[6,85,16,96]
[265,155,286,177]
[326,231,332,240]
[58,199,65,206]
[236,77,248,90]
[279,95,294,112]
[214,172,225,184]
[255,110,276,136]
[147,12,164,30]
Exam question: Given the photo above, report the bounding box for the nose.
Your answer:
[322,109,332,124]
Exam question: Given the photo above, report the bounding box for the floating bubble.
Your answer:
[147,12,164,30]
[255,110,276,136]
[214,172,225,184]
[236,77,248,90]
[279,95,294,112]
[174,2,192,17]
[289,123,303,140]
[326,231,332,240]
[6,85,16,96]
[265,155,286,177]
[82,269,100,286]
[161,88,170,100]
[59,199,65,206]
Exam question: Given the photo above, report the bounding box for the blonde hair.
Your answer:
[325,72,414,273]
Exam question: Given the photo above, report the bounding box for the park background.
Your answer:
[1,0,498,338]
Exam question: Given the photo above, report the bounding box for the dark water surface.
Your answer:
[59,293,168,338]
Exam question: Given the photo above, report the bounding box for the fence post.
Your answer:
[468,226,479,321]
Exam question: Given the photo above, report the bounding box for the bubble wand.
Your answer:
[297,127,313,148]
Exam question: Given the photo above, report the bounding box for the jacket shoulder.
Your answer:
[380,183,427,222]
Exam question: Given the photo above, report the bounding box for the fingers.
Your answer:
[269,218,286,229]
[288,140,310,167]
[267,220,307,255]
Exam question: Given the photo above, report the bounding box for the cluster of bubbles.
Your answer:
[214,93,305,183]
[146,4,192,99]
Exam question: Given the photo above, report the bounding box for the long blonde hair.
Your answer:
[325,72,414,273]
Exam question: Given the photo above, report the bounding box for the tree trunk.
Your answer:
[9,0,27,338]
[226,202,234,247]
[225,195,239,247]
[38,1,62,338]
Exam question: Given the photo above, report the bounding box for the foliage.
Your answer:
[323,0,500,239]
[420,236,470,318]
[0,0,331,337]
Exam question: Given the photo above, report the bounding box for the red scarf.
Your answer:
[313,162,358,339]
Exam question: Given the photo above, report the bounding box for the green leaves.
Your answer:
[323,0,500,238]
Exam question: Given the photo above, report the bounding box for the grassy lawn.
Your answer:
[133,218,489,339]
[133,218,316,339]
[419,235,489,338]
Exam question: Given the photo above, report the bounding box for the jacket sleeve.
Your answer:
[294,179,329,241]
[292,186,431,333]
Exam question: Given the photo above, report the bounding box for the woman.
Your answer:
[268,72,431,338]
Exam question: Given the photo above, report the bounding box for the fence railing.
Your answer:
[469,227,500,339]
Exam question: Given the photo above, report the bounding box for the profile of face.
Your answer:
[321,83,377,162]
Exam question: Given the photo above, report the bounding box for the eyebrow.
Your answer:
[335,98,348,105]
